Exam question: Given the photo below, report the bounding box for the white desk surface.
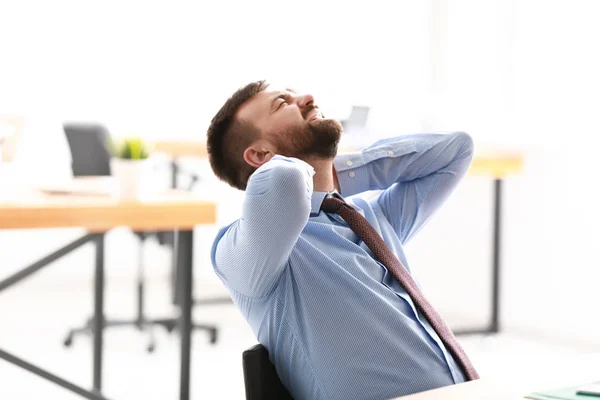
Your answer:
[391,379,530,399]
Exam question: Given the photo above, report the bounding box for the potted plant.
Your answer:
[109,137,152,200]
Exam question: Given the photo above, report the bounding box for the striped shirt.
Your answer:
[211,132,474,399]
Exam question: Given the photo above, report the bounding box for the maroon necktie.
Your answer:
[321,196,479,381]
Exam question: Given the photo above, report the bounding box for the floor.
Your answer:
[1,238,599,400]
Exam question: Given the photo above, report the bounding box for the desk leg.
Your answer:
[490,178,502,334]
[0,348,110,400]
[454,178,503,337]
[0,234,95,293]
[177,229,193,400]
[93,233,105,393]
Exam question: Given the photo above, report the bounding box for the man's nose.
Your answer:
[296,93,315,109]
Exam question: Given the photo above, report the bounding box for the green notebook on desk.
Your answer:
[525,382,600,400]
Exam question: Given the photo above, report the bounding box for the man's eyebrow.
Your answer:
[285,88,297,93]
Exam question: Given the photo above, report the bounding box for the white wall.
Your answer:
[0,0,431,335]
[0,0,430,136]
[2,0,600,347]
[413,0,600,347]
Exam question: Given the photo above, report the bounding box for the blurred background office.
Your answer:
[1,0,600,399]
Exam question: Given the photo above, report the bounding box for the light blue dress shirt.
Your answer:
[211,132,474,399]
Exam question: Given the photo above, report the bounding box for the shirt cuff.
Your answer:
[333,152,371,197]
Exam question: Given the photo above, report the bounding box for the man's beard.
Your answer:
[276,116,343,160]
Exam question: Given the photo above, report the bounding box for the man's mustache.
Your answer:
[302,105,321,120]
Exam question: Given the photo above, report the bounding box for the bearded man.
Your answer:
[206,80,478,400]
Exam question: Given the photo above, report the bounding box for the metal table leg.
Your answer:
[177,229,193,400]
[0,233,111,399]
[0,234,95,293]
[93,233,105,393]
[0,348,110,400]
[454,178,503,336]
[490,178,502,334]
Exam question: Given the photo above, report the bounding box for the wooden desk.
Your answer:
[469,151,523,179]
[154,140,208,159]
[0,185,217,400]
[392,379,528,399]
[0,189,216,232]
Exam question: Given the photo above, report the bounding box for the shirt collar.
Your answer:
[311,190,344,216]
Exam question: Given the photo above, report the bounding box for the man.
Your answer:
[207,80,477,399]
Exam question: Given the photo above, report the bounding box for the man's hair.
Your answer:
[206,80,268,190]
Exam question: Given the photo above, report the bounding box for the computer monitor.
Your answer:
[348,106,370,128]
[341,106,370,132]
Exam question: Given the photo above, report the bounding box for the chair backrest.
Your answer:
[63,123,112,176]
[242,344,293,400]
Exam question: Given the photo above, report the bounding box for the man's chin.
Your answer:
[309,118,343,135]
[305,132,341,159]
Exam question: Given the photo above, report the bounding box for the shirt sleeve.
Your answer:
[334,132,474,243]
[211,155,314,297]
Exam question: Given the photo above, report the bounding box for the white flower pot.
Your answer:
[110,158,149,200]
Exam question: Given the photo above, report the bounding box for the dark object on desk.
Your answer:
[577,383,600,396]
[525,381,600,400]
[243,344,293,400]
[63,122,218,351]
[340,105,370,132]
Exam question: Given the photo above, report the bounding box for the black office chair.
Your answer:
[242,344,293,400]
[62,122,218,351]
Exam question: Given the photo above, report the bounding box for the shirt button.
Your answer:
[349,171,356,178]
[346,160,353,166]
[387,151,394,156]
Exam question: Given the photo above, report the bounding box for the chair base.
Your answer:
[63,317,218,353]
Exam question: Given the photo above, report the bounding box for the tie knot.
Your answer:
[321,196,345,213]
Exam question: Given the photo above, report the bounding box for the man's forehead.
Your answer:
[255,85,295,99]
[237,89,270,117]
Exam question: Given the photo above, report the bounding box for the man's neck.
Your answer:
[303,157,340,193]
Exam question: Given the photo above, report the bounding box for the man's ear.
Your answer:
[243,140,276,168]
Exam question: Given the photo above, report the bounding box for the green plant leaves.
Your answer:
[111,137,150,160]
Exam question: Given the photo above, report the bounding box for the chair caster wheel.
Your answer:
[63,335,73,348]
[166,322,176,334]
[209,329,218,345]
